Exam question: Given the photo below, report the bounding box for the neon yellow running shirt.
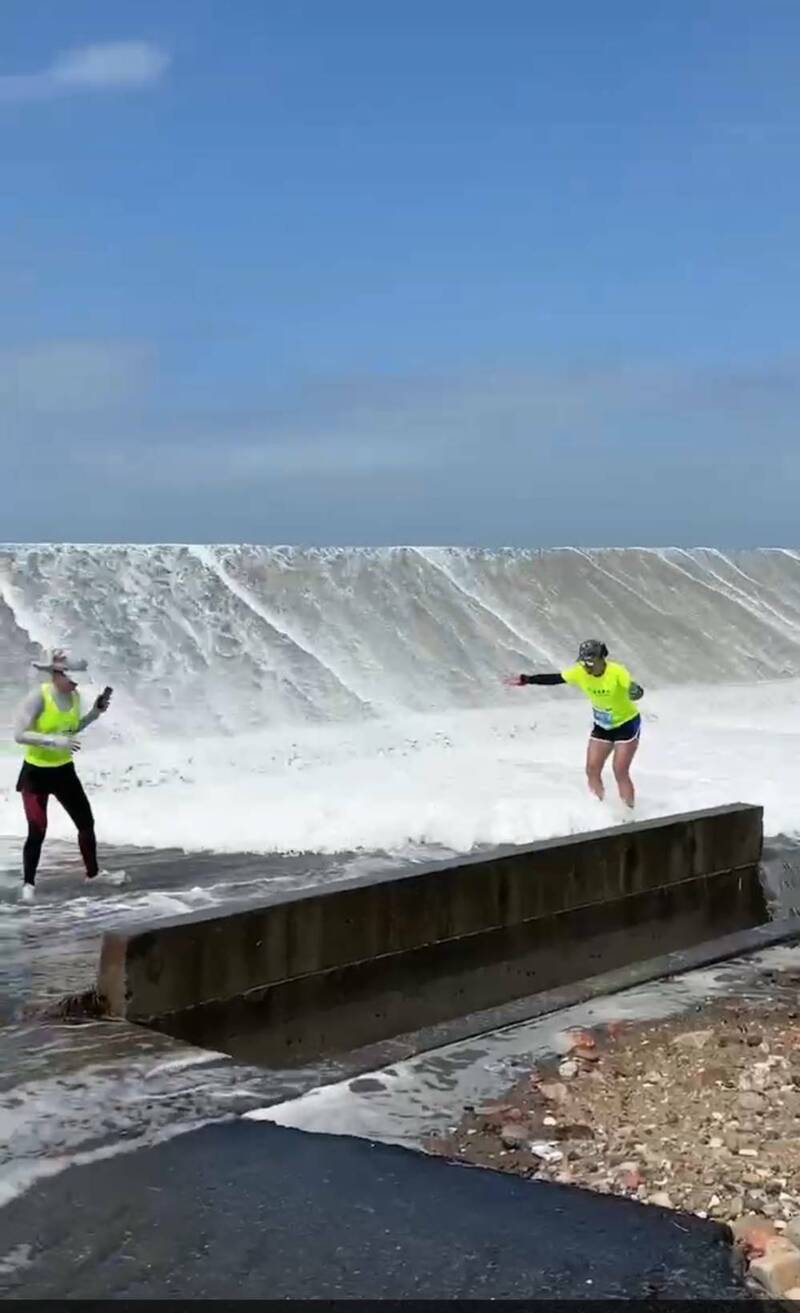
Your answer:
[560,661,639,730]
[24,683,81,767]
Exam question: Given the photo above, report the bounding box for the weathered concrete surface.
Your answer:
[0,1119,750,1300]
[346,913,800,1077]
[98,804,765,1063]
[167,864,768,1067]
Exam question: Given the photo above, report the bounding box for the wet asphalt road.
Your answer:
[0,1118,750,1300]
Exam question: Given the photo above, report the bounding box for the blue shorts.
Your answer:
[590,715,641,744]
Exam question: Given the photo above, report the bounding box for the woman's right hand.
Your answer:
[502,675,524,687]
[50,735,81,753]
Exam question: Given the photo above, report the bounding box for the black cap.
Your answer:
[578,639,606,663]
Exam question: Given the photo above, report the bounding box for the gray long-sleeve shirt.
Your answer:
[14,686,101,750]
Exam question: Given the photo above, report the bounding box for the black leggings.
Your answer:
[21,773,98,886]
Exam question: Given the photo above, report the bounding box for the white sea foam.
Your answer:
[2,544,800,732]
[0,541,799,855]
[1,682,798,856]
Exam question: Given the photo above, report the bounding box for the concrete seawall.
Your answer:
[98,803,766,1065]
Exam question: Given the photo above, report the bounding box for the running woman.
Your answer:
[13,651,112,902]
[505,639,643,808]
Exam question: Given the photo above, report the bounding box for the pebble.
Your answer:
[750,1241,800,1298]
[738,1092,766,1112]
[439,998,800,1249]
[566,1028,596,1051]
[538,1081,569,1104]
[619,1167,642,1191]
[573,1046,600,1063]
[672,1029,715,1050]
[500,1124,530,1150]
[731,1214,778,1247]
[529,1142,563,1164]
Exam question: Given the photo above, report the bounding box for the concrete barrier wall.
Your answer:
[98,803,766,1063]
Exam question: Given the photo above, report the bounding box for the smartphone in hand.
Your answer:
[96,686,113,712]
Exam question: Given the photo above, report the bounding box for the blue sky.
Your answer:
[2,0,799,544]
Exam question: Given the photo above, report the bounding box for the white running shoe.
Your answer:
[86,869,127,887]
[21,884,35,904]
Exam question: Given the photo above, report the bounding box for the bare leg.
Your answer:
[585,738,614,801]
[613,736,640,808]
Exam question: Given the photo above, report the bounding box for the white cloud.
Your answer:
[0,340,152,413]
[0,41,170,104]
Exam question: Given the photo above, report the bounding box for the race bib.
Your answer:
[593,708,614,729]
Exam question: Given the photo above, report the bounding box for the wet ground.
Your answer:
[0,828,798,1297]
[3,912,799,1218]
[0,834,426,1208]
[0,835,425,1022]
[248,942,800,1148]
[0,1117,751,1301]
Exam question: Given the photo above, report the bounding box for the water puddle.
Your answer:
[245,944,800,1149]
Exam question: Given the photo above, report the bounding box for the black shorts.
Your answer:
[590,715,641,744]
[16,761,81,794]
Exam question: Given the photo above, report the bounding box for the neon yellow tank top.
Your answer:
[560,661,639,730]
[24,683,81,768]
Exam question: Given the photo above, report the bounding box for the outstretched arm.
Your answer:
[505,673,566,687]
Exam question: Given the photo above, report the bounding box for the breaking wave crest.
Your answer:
[2,545,800,738]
